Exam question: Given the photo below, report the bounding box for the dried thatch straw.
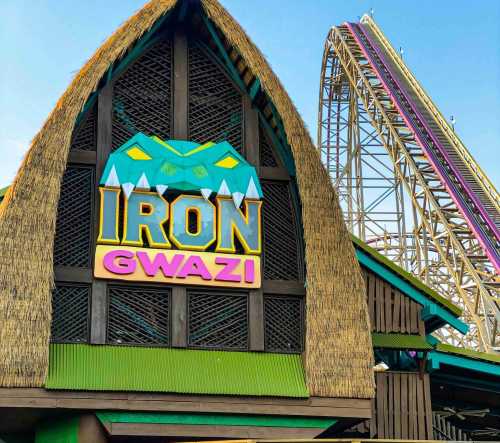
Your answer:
[0,0,374,398]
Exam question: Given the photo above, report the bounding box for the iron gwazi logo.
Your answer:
[94,133,263,289]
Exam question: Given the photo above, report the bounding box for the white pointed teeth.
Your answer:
[232,192,244,208]
[245,176,260,200]
[201,188,212,200]
[122,183,134,200]
[105,165,120,187]
[217,179,231,197]
[136,173,150,190]
[156,184,168,196]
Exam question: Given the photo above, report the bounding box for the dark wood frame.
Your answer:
[53,27,306,355]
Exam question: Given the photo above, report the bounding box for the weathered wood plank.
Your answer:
[384,282,392,333]
[90,280,107,344]
[376,373,386,437]
[262,280,305,295]
[416,374,426,439]
[243,95,259,169]
[394,372,401,439]
[423,374,433,439]
[393,290,401,332]
[401,373,408,438]
[388,371,394,437]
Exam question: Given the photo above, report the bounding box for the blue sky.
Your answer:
[1,1,499,189]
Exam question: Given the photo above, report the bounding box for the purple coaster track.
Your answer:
[346,22,500,270]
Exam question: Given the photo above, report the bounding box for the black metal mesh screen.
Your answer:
[188,44,243,150]
[51,284,90,343]
[259,125,278,167]
[54,166,94,267]
[188,291,248,350]
[107,285,170,346]
[70,104,97,151]
[112,38,172,150]
[264,296,304,353]
[262,181,301,280]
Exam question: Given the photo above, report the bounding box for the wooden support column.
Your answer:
[171,286,187,347]
[173,30,188,139]
[90,83,113,345]
[249,289,264,351]
[243,95,259,169]
[78,414,108,443]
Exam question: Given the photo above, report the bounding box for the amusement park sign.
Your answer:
[94,134,263,289]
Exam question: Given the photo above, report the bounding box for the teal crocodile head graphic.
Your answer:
[100,133,263,207]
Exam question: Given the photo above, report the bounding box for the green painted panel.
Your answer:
[435,343,500,364]
[372,333,432,350]
[351,234,461,316]
[45,344,308,397]
[96,412,335,429]
[35,416,79,443]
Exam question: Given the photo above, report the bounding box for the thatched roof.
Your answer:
[0,0,374,398]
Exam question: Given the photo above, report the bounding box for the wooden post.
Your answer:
[78,414,108,443]
[173,30,188,139]
[171,286,187,347]
[249,289,264,351]
[90,83,113,345]
[244,95,260,169]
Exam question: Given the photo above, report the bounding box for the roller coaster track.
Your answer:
[318,15,500,351]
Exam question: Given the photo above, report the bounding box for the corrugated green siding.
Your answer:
[372,333,432,350]
[96,412,335,428]
[45,344,309,397]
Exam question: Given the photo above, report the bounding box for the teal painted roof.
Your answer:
[351,234,461,317]
[45,344,308,397]
[372,333,432,350]
[96,412,335,429]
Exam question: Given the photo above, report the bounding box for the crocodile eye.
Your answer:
[215,155,239,169]
[126,145,151,160]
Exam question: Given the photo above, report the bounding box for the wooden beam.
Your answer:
[262,280,305,296]
[259,166,290,181]
[0,389,372,419]
[106,422,322,439]
[68,150,97,165]
[54,267,93,284]
[173,30,188,139]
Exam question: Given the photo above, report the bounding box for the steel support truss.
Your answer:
[318,25,499,351]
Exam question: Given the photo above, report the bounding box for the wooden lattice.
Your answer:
[107,285,170,346]
[259,125,278,167]
[51,284,90,343]
[264,296,304,353]
[53,166,95,267]
[188,44,243,150]
[112,38,172,150]
[262,181,302,280]
[188,291,248,350]
[70,104,97,151]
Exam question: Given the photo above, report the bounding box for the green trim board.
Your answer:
[354,239,467,335]
[45,344,309,397]
[372,333,432,350]
[434,343,500,364]
[428,347,500,377]
[96,412,335,429]
[351,234,461,316]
